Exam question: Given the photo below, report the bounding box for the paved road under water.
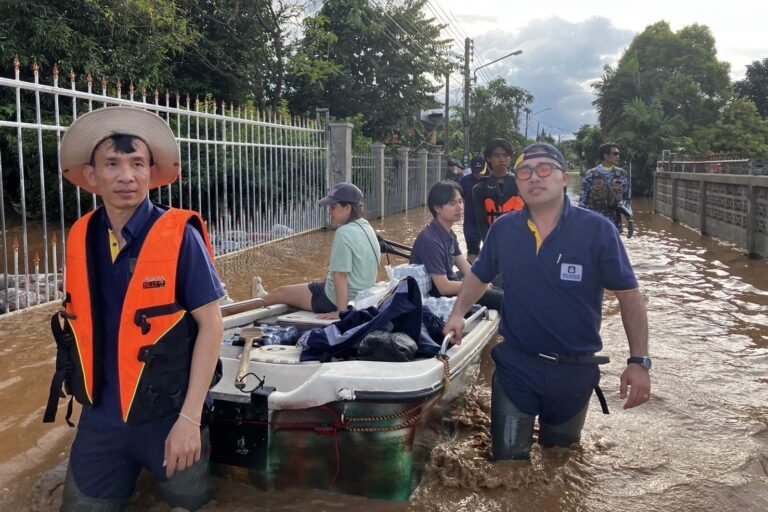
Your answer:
[0,196,766,511]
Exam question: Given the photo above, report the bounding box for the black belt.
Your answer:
[509,345,610,365]
[507,344,611,414]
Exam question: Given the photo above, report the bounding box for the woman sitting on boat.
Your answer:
[253,182,381,320]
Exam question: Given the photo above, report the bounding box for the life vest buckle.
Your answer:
[137,314,151,335]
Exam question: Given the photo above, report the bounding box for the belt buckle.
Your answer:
[537,352,559,364]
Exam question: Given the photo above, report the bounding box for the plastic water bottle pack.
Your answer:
[422,296,456,322]
[258,325,300,346]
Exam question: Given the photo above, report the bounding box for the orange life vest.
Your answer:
[484,195,525,226]
[44,207,215,426]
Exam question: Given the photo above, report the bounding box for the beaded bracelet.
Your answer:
[178,411,201,427]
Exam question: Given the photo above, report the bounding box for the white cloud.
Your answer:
[470,16,634,135]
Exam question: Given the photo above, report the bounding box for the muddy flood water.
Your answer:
[0,196,767,511]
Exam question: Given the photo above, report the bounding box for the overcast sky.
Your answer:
[431,0,766,138]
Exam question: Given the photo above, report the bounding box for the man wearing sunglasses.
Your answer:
[444,142,650,461]
[579,143,633,236]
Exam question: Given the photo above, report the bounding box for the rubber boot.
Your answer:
[61,465,128,512]
[491,373,536,460]
[538,403,589,448]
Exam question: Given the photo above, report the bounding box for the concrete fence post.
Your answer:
[746,185,757,257]
[372,142,386,219]
[418,149,429,206]
[699,179,707,234]
[328,122,353,186]
[398,147,410,212]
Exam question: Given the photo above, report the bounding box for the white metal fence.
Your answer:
[0,60,447,317]
[0,61,327,315]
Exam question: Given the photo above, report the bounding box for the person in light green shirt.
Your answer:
[253,183,381,320]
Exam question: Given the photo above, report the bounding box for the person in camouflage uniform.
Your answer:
[579,143,633,237]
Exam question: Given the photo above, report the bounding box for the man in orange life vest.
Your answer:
[471,138,525,240]
[44,107,225,511]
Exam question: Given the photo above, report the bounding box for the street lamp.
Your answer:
[473,49,523,84]
[463,48,523,163]
[525,107,551,141]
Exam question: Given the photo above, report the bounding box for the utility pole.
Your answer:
[444,73,450,159]
[462,37,471,166]
[524,111,530,140]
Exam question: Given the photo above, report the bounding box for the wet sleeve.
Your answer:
[451,231,462,257]
[471,223,500,284]
[177,225,226,312]
[599,223,638,291]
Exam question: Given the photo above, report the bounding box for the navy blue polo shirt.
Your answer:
[472,197,638,357]
[80,198,225,428]
[410,218,462,293]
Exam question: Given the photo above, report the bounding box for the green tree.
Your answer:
[175,0,306,108]
[286,0,454,139]
[610,97,686,194]
[693,99,768,156]
[593,22,730,135]
[469,78,532,155]
[0,0,196,86]
[572,125,604,171]
[734,58,768,117]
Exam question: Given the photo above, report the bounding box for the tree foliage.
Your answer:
[286,0,455,139]
[734,58,768,118]
[612,97,687,193]
[469,78,532,155]
[572,125,604,170]
[693,99,768,157]
[0,0,197,86]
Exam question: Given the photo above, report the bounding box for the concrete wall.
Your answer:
[654,172,768,258]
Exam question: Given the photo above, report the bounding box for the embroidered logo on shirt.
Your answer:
[143,276,167,289]
[560,263,583,282]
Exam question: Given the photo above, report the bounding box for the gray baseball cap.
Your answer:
[318,182,364,206]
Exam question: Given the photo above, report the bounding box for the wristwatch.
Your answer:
[627,356,652,370]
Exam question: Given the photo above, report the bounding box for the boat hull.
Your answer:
[209,307,499,499]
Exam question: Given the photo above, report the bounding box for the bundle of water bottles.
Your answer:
[230,324,301,347]
[422,296,456,322]
[258,325,300,346]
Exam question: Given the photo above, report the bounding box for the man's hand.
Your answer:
[619,364,651,409]
[443,314,465,346]
[164,416,202,478]
[317,311,340,320]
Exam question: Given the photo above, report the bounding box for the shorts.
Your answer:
[65,415,212,509]
[308,281,337,313]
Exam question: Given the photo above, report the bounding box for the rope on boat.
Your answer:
[345,354,452,433]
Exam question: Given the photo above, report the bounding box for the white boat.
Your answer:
[208,290,500,500]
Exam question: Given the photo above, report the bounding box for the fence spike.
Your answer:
[33,61,40,76]
[102,76,108,92]
[87,73,93,86]
[34,252,40,264]
[53,64,59,80]
[12,237,19,250]
[14,57,20,72]
[52,232,58,245]
[70,68,76,83]
[129,81,135,95]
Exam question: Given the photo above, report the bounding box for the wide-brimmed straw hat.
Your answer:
[59,106,180,194]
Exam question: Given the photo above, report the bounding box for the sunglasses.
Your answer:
[515,162,564,181]
[610,151,620,156]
